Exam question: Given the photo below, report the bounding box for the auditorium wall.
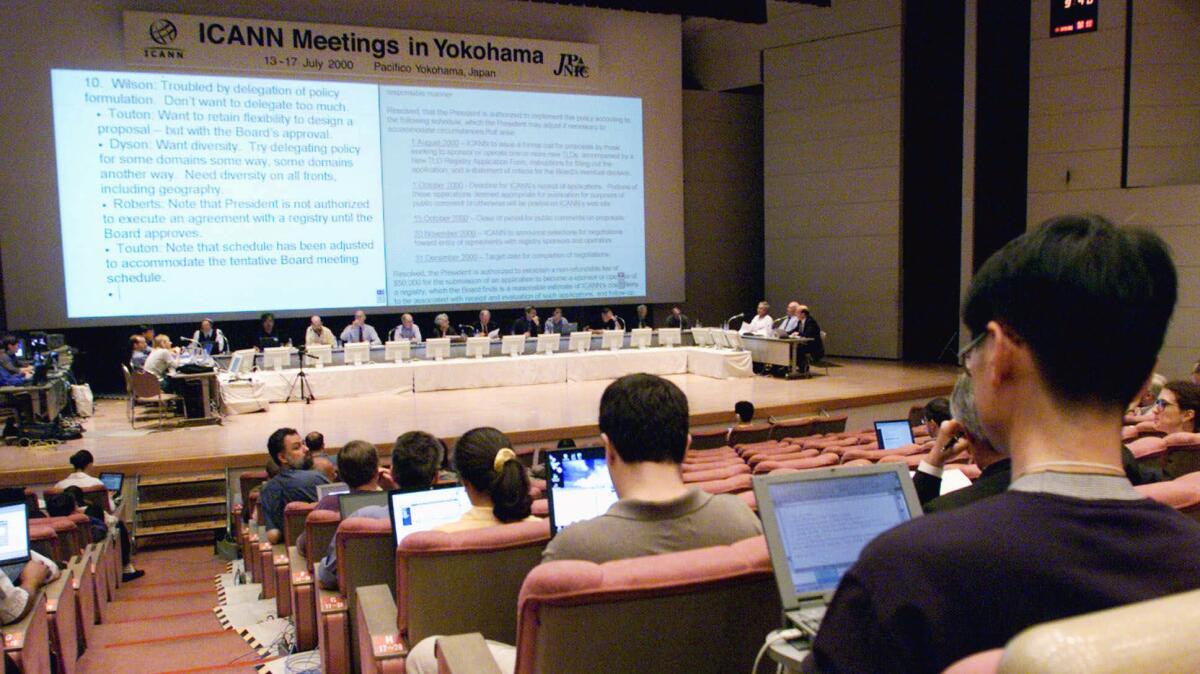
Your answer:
[682,91,764,328]
[1026,0,1200,378]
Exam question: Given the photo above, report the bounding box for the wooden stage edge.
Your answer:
[0,360,956,487]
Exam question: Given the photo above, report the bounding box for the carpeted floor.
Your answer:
[75,545,275,674]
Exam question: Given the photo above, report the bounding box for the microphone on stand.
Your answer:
[724,313,744,330]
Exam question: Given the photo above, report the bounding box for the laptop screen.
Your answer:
[545,447,619,536]
[0,501,31,567]
[763,469,917,597]
[337,491,389,520]
[388,486,472,545]
[99,472,123,492]
[874,420,915,449]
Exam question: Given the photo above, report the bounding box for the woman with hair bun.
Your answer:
[437,426,535,532]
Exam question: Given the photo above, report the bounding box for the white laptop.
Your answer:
[387,485,472,545]
[874,420,915,449]
[545,446,619,536]
[0,501,31,583]
[753,464,922,637]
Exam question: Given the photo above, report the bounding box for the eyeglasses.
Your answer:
[1154,398,1176,411]
[957,332,988,374]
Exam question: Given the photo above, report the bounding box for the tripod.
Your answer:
[285,347,318,404]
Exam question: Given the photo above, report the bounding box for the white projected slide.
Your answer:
[50,69,646,318]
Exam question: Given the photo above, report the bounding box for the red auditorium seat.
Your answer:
[1163,432,1200,478]
[809,415,849,435]
[768,417,818,441]
[1122,425,1139,441]
[320,516,396,674]
[841,443,931,464]
[1135,420,1165,438]
[239,470,269,523]
[878,453,929,469]
[689,427,731,450]
[435,536,780,674]
[45,560,78,674]
[290,509,342,653]
[752,452,839,474]
[285,501,317,547]
[1136,472,1200,522]
[356,519,551,673]
[746,449,821,468]
[840,458,874,467]
[727,424,772,447]
[2,591,51,673]
[680,462,750,483]
[689,473,752,496]
[680,458,744,474]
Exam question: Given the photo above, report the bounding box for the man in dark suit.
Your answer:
[913,375,1011,512]
[633,304,652,329]
[796,305,824,362]
[474,309,500,338]
[665,305,690,330]
[510,306,540,336]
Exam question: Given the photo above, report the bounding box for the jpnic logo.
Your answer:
[149,19,178,45]
[553,53,589,78]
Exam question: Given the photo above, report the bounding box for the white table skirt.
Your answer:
[410,354,568,392]
[218,346,753,409]
[687,348,754,379]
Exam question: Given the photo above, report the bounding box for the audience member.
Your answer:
[405,374,762,673]
[913,375,1011,511]
[55,450,142,581]
[259,427,328,544]
[1153,380,1199,435]
[300,440,383,574]
[305,431,337,468]
[0,551,58,625]
[437,427,536,533]
[1130,373,1168,416]
[921,397,952,437]
[801,214,1200,674]
[734,400,755,424]
[315,432,442,590]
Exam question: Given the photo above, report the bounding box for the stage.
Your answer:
[0,359,956,486]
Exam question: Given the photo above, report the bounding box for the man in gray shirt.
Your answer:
[404,374,762,674]
[543,372,761,562]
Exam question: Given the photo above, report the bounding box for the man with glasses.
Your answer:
[801,214,1200,674]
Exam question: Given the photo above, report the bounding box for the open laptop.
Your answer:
[754,463,922,637]
[337,491,390,520]
[387,485,472,545]
[317,482,350,501]
[874,419,915,449]
[545,446,619,536]
[99,472,124,493]
[0,500,31,583]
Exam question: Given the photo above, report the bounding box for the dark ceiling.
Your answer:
[517,0,831,24]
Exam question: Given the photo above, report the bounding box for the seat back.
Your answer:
[809,415,848,435]
[335,517,397,671]
[512,536,779,674]
[23,489,40,518]
[39,518,81,564]
[997,588,1200,673]
[130,370,162,398]
[1136,472,1200,522]
[689,427,730,450]
[398,519,550,647]
[3,591,51,673]
[239,470,269,521]
[1163,432,1200,479]
[121,364,133,393]
[304,509,341,569]
[29,525,61,567]
[768,417,817,441]
[728,424,772,447]
[285,501,317,547]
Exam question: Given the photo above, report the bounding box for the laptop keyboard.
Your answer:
[792,606,827,636]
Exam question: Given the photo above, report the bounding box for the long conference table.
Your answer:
[218,340,753,410]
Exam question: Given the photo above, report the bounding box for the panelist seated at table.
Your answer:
[341,310,382,345]
[305,315,336,347]
[778,301,802,336]
[511,306,540,336]
[430,313,461,340]
[0,335,31,378]
[128,334,151,371]
[473,309,502,338]
[391,313,423,343]
[592,307,626,333]
[739,301,774,337]
[257,312,282,350]
[633,303,652,329]
[665,305,691,330]
[143,335,180,390]
[191,318,228,354]
[544,307,570,334]
[794,305,824,360]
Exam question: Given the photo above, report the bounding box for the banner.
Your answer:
[124,11,599,89]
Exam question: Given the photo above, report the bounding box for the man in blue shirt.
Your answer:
[340,310,382,345]
[258,427,328,544]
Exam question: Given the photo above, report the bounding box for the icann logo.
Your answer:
[149,19,178,46]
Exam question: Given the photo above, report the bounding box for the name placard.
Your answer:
[125,11,600,89]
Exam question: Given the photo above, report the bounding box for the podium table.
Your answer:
[741,335,813,378]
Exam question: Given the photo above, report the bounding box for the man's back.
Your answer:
[806,488,1200,674]
[543,488,761,563]
[258,468,327,532]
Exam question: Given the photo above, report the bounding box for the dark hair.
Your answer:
[601,307,613,315]
[599,374,689,463]
[0,335,16,348]
[139,325,153,334]
[261,312,275,322]
[963,214,1177,409]
[337,440,379,489]
[524,305,536,315]
[304,431,325,453]
[391,431,442,490]
[453,427,531,523]
[46,492,75,518]
[1164,381,1200,430]
[556,438,576,449]
[267,427,298,463]
[69,450,94,472]
[734,400,755,423]
[924,398,952,425]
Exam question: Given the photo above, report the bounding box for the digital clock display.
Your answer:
[1051,0,1098,37]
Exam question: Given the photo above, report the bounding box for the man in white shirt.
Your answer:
[55,450,143,581]
[740,301,774,337]
[779,301,802,335]
[341,310,382,345]
[0,552,57,625]
[392,314,422,343]
[305,315,335,347]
